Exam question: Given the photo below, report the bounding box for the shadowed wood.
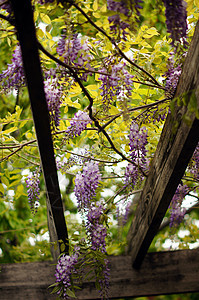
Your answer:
[0,249,199,299]
[127,21,199,268]
[10,0,68,257]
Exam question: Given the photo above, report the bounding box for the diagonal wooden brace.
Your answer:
[128,21,199,268]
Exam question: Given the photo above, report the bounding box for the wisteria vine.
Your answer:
[0,0,198,299]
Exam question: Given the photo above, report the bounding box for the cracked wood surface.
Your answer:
[0,249,199,299]
[128,21,199,268]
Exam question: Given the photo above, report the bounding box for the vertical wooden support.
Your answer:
[10,0,69,258]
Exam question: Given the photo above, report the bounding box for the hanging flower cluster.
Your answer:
[74,160,101,210]
[57,33,93,81]
[163,0,188,47]
[25,167,41,214]
[107,0,143,39]
[54,161,109,298]
[65,111,92,139]
[189,143,199,181]
[0,45,25,91]
[169,183,188,228]
[54,246,80,299]
[44,78,62,129]
[86,202,107,252]
[164,53,182,97]
[125,122,148,188]
[107,0,130,39]
[99,61,134,108]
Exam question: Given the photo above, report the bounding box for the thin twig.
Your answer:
[101,98,170,130]
[70,0,162,88]
[38,42,144,170]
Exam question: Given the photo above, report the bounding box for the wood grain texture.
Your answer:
[0,249,199,299]
[127,21,199,268]
[10,0,68,256]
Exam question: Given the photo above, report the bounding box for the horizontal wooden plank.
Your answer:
[127,21,199,268]
[0,249,199,299]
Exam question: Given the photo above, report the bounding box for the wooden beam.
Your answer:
[0,249,199,299]
[127,21,199,268]
[10,0,69,257]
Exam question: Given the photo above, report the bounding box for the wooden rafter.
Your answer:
[10,0,69,256]
[128,21,199,268]
[0,249,199,299]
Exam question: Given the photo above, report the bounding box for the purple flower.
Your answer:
[55,247,80,299]
[189,143,199,180]
[65,111,92,139]
[26,168,41,214]
[164,53,182,97]
[99,61,134,108]
[124,162,139,187]
[74,161,101,210]
[44,78,62,129]
[124,122,148,188]
[107,0,143,39]
[116,198,132,225]
[57,34,93,81]
[86,202,107,252]
[163,0,188,47]
[0,45,25,91]
[129,122,148,163]
[169,184,188,227]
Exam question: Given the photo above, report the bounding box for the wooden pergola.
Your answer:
[0,1,199,299]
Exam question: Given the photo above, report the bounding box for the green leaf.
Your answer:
[66,289,77,298]
[3,126,18,134]
[48,282,59,289]
[60,243,65,252]
[51,285,61,294]
[1,176,9,187]
[0,183,4,194]
[40,13,51,24]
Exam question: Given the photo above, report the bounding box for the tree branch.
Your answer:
[37,42,144,170]
[69,0,162,88]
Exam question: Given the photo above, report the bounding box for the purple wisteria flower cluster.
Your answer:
[124,122,148,187]
[25,168,41,214]
[85,202,109,297]
[129,122,148,163]
[57,33,93,81]
[163,0,188,47]
[169,183,188,228]
[44,78,62,129]
[0,45,25,91]
[55,247,80,299]
[99,61,134,108]
[86,202,107,252]
[107,0,130,39]
[65,111,92,139]
[116,198,132,225]
[74,160,101,210]
[107,0,143,39]
[56,162,109,298]
[189,143,199,181]
[164,53,182,97]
